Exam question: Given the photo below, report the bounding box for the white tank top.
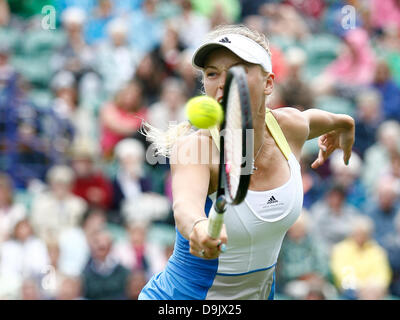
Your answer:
[208,108,303,275]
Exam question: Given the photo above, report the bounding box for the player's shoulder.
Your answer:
[271,107,309,131]
[270,107,310,146]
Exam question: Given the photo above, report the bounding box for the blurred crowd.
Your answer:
[0,0,399,300]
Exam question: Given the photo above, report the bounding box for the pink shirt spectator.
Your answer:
[370,0,400,31]
[325,28,376,86]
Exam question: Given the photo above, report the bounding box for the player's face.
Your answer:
[203,47,274,117]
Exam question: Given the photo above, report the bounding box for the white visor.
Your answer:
[192,33,272,73]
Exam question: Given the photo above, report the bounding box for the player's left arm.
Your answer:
[302,108,355,169]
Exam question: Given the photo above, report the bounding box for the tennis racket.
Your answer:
[207,65,254,239]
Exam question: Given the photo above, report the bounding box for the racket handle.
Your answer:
[207,196,226,239]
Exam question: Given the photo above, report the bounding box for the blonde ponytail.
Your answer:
[140,120,194,158]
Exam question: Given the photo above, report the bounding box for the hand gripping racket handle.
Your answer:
[207,196,227,239]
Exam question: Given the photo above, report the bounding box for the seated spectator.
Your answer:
[277,210,333,298]
[114,220,169,277]
[128,0,165,54]
[381,212,400,297]
[84,0,115,46]
[369,0,400,32]
[96,18,143,99]
[331,215,392,300]
[300,154,327,210]
[0,219,50,299]
[50,70,96,147]
[57,208,107,277]
[172,0,210,50]
[362,120,400,194]
[30,165,87,243]
[0,172,27,243]
[310,183,361,253]
[70,141,113,210]
[354,88,383,158]
[315,28,376,95]
[150,22,185,78]
[134,53,166,105]
[100,80,148,159]
[147,77,187,131]
[125,269,148,300]
[372,59,400,122]
[175,49,203,98]
[112,138,170,225]
[260,3,310,41]
[52,6,100,95]
[280,47,313,110]
[0,0,9,26]
[365,175,400,246]
[329,150,367,209]
[20,278,43,300]
[55,276,83,300]
[81,230,130,300]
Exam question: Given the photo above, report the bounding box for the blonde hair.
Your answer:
[141,24,271,157]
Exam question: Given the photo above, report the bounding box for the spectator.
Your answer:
[100,80,148,158]
[30,165,87,243]
[310,183,361,253]
[50,70,96,147]
[112,138,170,225]
[381,212,400,297]
[365,175,400,246]
[52,6,99,95]
[114,220,168,277]
[150,22,185,78]
[362,120,400,193]
[56,276,83,300]
[70,141,113,210]
[315,28,376,95]
[260,3,310,41]
[280,47,314,110]
[369,0,400,32]
[57,208,106,277]
[128,0,165,54]
[20,278,42,300]
[331,215,392,300]
[329,150,367,209]
[372,59,400,122]
[84,0,115,45]
[81,230,130,300]
[96,18,143,99]
[134,53,166,105]
[175,49,203,98]
[301,154,327,210]
[172,0,210,50]
[0,172,27,243]
[125,270,148,300]
[277,210,333,298]
[0,0,10,26]
[0,219,50,298]
[354,88,383,158]
[147,77,187,131]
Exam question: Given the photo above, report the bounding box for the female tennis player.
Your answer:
[139,24,355,300]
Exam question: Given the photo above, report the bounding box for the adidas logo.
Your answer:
[219,37,231,43]
[266,196,278,204]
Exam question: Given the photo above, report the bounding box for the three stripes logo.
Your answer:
[219,37,231,43]
[266,196,278,205]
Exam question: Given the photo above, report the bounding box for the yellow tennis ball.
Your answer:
[185,96,223,129]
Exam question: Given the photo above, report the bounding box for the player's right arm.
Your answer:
[170,133,226,258]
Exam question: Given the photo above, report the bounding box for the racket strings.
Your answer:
[224,79,243,199]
